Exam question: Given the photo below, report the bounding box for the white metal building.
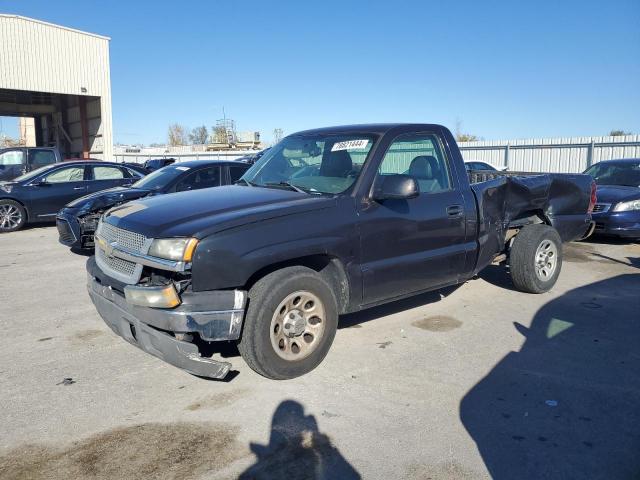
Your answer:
[0,14,112,159]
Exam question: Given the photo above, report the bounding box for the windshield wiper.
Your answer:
[264,181,309,194]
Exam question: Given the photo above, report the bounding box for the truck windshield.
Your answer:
[131,164,190,190]
[241,134,376,194]
[585,162,640,187]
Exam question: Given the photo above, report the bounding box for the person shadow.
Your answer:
[460,273,640,479]
[238,400,361,480]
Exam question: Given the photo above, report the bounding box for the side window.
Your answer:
[175,167,221,191]
[229,165,247,183]
[93,166,125,180]
[29,150,57,167]
[0,150,25,165]
[44,166,85,183]
[377,133,451,193]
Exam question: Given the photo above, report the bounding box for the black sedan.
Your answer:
[143,158,176,172]
[57,160,251,250]
[0,161,144,233]
[584,158,640,239]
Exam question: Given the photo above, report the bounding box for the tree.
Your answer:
[609,129,632,137]
[454,119,480,142]
[189,125,209,144]
[167,124,188,146]
[456,133,480,142]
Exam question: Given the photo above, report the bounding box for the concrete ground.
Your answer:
[0,226,638,480]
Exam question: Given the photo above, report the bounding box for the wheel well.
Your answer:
[244,255,350,314]
[0,197,29,220]
[508,210,550,228]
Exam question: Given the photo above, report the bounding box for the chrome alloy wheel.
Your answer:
[270,290,326,361]
[0,204,22,230]
[535,239,558,281]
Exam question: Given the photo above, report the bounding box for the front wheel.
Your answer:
[0,200,27,233]
[238,266,339,379]
[509,224,563,293]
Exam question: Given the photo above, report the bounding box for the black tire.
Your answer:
[509,224,563,294]
[238,266,339,380]
[0,199,27,233]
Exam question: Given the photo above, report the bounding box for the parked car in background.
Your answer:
[235,147,271,164]
[0,161,143,233]
[584,158,640,239]
[0,147,62,181]
[464,161,507,172]
[143,158,176,173]
[86,123,594,381]
[120,162,149,176]
[57,160,251,250]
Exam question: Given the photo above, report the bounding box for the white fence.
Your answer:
[458,134,640,173]
[114,150,254,164]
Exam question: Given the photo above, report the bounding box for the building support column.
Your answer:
[79,95,90,159]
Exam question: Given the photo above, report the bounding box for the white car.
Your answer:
[464,161,508,172]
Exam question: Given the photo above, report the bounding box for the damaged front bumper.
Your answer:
[86,257,247,379]
[57,209,99,249]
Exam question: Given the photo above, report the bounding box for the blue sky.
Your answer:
[1,0,639,144]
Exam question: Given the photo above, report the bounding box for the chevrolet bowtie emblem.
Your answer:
[97,236,117,258]
[104,241,117,257]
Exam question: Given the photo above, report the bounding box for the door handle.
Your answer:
[446,205,463,216]
[73,186,85,191]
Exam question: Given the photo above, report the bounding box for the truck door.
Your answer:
[0,148,27,181]
[358,132,468,305]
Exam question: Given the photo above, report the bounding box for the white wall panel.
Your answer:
[0,15,113,159]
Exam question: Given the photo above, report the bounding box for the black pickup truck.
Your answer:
[86,124,595,380]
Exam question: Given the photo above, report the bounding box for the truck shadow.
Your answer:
[238,399,361,479]
[459,274,640,479]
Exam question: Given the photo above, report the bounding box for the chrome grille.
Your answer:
[592,203,610,213]
[96,246,138,276]
[98,221,147,253]
[95,220,150,284]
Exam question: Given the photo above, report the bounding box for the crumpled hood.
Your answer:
[65,186,152,212]
[595,185,640,205]
[103,185,336,238]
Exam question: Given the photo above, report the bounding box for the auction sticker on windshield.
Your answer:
[331,139,369,151]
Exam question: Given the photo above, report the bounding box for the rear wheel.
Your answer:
[0,200,27,233]
[238,266,338,379]
[509,224,562,293]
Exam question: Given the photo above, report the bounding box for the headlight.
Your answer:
[613,200,640,212]
[148,238,198,261]
[79,213,100,229]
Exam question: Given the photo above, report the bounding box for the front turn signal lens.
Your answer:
[182,238,199,262]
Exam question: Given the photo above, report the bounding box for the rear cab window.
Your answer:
[28,149,57,168]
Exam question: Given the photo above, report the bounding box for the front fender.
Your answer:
[190,199,359,292]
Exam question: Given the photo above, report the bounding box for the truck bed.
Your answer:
[470,173,593,274]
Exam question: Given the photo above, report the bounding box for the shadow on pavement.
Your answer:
[239,400,360,479]
[339,284,462,329]
[460,274,640,479]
